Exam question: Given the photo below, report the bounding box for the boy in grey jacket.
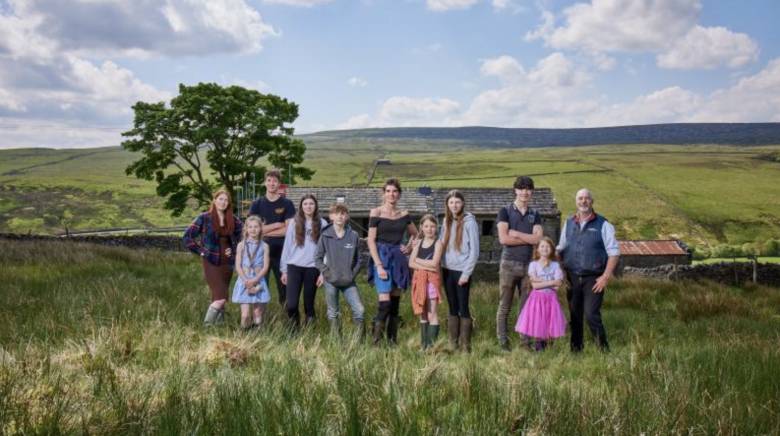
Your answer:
[315,203,365,339]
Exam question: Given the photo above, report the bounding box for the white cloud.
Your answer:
[461,52,595,127]
[529,0,759,70]
[657,25,759,70]
[336,114,373,130]
[7,0,278,57]
[336,97,461,129]
[379,97,460,124]
[524,9,555,42]
[0,118,130,149]
[337,53,780,131]
[480,55,525,81]
[466,54,780,128]
[0,88,27,112]
[347,77,368,87]
[690,58,780,122]
[427,0,480,12]
[0,0,287,148]
[492,0,525,13]
[262,0,334,6]
[545,0,699,52]
[219,76,272,92]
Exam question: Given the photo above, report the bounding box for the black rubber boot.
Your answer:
[372,320,385,346]
[386,315,400,345]
[420,322,429,350]
[428,324,440,349]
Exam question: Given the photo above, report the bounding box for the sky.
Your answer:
[1,0,779,149]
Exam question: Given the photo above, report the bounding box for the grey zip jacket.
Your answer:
[315,223,362,287]
[439,212,480,281]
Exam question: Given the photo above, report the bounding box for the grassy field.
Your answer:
[1,239,779,434]
[1,143,779,250]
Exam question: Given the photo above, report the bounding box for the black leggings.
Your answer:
[286,264,319,323]
[443,268,471,318]
[268,243,286,305]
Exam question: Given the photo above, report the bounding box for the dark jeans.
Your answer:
[443,268,471,318]
[268,243,286,305]
[567,273,609,352]
[286,264,319,324]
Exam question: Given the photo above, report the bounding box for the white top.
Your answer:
[280,218,329,273]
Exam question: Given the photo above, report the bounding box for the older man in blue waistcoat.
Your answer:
[557,188,620,352]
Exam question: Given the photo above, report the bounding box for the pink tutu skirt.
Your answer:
[515,289,567,339]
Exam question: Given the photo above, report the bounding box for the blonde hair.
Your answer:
[241,215,264,243]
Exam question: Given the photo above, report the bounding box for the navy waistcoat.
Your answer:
[562,214,609,276]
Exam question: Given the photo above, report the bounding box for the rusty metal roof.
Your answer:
[619,240,687,256]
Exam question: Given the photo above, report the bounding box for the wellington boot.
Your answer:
[386,315,400,345]
[420,322,430,350]
[447,316,460,350]
[428,324,440,349]
[459,317,473,353]
[214,309,225,326]
[203,306,220,327]
[372,320,386,346]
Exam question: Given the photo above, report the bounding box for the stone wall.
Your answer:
[623,262,780,288]
[0,233,185,252]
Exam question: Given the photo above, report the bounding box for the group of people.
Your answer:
[183,170,619,353]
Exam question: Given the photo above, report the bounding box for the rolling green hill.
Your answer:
[302,123,780,148]
[1,132,779,251]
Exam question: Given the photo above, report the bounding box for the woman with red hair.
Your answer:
[183,188,243,325]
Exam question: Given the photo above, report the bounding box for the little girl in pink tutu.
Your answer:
[515,236,567,351]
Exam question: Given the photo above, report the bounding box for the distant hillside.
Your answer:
[303,123,780,148]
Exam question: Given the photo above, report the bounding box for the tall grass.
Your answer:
[1,239,779,434]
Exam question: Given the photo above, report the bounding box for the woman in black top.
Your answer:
[367,178,418,345]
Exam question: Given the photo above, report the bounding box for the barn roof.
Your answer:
[430,188,559,216]
[619,240,688,256]
[285,187,559,217]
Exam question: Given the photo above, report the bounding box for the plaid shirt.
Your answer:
[183,212,243,266]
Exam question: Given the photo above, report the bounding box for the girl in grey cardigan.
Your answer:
[439,190,480,351]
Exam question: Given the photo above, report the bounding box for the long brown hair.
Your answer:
[442,190,465,253]
[208,188,235,235]
[294,194,321,247]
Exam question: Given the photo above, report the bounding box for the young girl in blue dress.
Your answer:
[515,236,567,350]
[232,215,271,330]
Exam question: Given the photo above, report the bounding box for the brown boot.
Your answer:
[448,316,460,350]
[459,317,473,353]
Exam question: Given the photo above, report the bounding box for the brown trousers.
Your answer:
[496,259,530,344]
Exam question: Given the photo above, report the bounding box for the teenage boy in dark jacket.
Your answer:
[315,203,365,339]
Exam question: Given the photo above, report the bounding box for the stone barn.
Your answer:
[285,186,561,264]
[617,240,691,272]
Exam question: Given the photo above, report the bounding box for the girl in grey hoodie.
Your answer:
[439,190,480,351]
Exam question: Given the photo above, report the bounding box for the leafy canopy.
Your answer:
[122,83,313,216]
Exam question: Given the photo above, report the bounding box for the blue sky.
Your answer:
[1,0,779,148]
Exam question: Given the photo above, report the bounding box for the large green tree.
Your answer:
[122,83,314,216]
